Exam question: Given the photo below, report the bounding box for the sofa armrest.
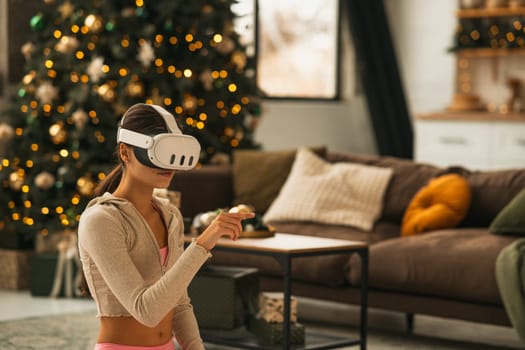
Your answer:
[169,164,234,218]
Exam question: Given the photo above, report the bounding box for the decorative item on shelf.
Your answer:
[448,57,487,111]
[505,16,525,48]
[503,77,524,113]
[461,0,485,8]
[486,0,510,8]
[448,93,486,111]
[510,0,525,8]
[453,18,487,50]
[191,204,275,238]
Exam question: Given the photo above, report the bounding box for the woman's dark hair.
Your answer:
[93,103,174,197]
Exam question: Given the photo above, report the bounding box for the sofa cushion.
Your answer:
[462,169,525,227]
[490,187,525,235]
[209,220,400,287]
[401,174,471,236]
[232,147,326,213]
[326,151,443,224]
[263,148,393,231]
[170,165,233,218]
[347,229,518,304]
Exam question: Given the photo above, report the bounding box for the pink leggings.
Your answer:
[94,339,175,350]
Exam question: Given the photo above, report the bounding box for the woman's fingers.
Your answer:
[197,211,256,250]
[215,212,255,239]
[216,220,240,240]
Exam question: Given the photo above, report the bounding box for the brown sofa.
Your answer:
[170,150,525,329]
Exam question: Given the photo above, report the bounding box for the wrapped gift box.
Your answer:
[257,291,298,323]
[0,248,32,290]
[188,265,259,330]
[248,315,305,345]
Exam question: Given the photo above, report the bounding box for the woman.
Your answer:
[78,103,253,350]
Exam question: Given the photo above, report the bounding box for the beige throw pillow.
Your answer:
[232,147,326,212]
[263,148,393,231]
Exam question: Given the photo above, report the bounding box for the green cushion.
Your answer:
[490,188,525,235]
[495,239,525,342]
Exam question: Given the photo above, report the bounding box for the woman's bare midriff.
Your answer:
[98,309,175,346]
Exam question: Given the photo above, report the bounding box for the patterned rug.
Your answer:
[0,311,520,350]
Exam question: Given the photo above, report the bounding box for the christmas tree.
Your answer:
[0,0,261,245]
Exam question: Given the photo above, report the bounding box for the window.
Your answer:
[257,0,341,99]
[233,0,341,100]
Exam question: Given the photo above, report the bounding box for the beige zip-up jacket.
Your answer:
[78,192,210,349]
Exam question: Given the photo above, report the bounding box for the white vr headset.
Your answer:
[117,104,201,170]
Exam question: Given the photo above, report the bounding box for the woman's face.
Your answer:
[121,144,175,189]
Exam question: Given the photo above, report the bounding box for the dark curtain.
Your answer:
[345,0,413,159]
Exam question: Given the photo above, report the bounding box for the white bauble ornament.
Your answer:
[86,57,105,83]
[21,42,36,61]
[72,109,88,129]
[35,82,59,104]
[137,41,155,68]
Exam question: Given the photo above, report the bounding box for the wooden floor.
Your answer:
[0,290,523,349]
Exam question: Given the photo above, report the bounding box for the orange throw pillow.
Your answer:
[401,173,471,237]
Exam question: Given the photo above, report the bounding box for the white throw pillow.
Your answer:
[263,148,393,231]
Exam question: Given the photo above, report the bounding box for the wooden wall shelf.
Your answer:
[454,48,525,57]
[417,111,525,122]
[457,8,525,18]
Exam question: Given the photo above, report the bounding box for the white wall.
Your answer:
[256,1,459,154]
[385,1,458,115]
[254,10,378,154]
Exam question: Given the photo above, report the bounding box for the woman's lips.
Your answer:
[157,171,174,177]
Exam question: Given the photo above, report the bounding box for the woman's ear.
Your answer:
[119,143,130,163]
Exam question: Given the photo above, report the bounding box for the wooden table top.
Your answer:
[185,232,367,255]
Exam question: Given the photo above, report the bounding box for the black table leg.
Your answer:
[282,255,292,350]
[359,248,368,350]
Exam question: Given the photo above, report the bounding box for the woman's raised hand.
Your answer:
[195,211,255,251]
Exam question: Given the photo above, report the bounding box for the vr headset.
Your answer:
[117,104,201,170]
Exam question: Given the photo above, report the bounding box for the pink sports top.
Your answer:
[160,246,169,266]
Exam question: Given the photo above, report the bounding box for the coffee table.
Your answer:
[186,233,368,350]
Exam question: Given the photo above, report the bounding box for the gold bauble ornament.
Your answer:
[72,109,89,129]
[202,5,213,14]
[215,36,235,55]
[231,51,247,70]
[9,172,24,191]
[23,71,36,85]
[77,176,95,196]
[49,122,68,144]
[98,83,116,102]
[84,14,104,33]
[21,42,36,61]
[34,171,56,190]
[58,1,74,19]
[183,94,197,111]
[125,80,145,98]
